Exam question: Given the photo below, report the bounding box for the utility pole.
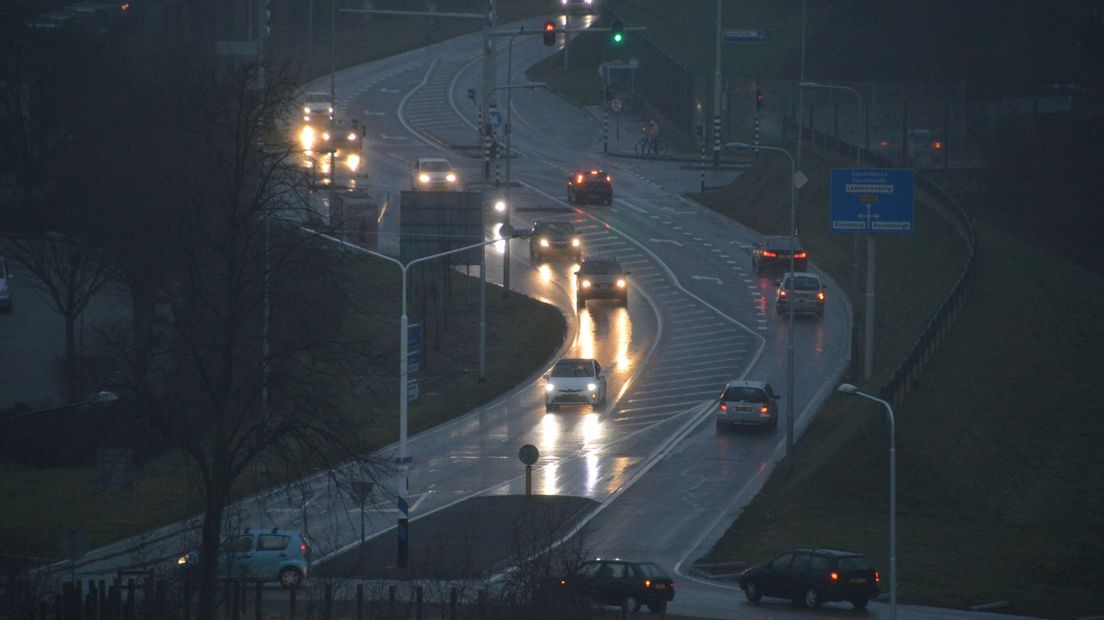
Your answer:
[712,0,722,168]
[482,0,497,185]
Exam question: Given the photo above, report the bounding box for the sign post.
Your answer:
[518,444,539,498]
[830,168,915,379]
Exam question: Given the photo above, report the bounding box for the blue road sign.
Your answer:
[723,29,766,44]
[407,323,422,348]
[488,109,502,128]
[830,168,915,234]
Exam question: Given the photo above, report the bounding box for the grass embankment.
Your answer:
[693,149,1104,616]
[0,248,565,559]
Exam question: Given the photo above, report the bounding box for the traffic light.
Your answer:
[543,21,556,46]
[755,88,765,112]
[611,19,624,45]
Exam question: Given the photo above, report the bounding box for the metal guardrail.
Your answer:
[783,119,978,407]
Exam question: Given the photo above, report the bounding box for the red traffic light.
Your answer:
[543,21,556,46]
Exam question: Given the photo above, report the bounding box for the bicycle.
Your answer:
[634,132,668,156]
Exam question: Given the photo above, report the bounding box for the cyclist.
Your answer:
[646,119,660,154]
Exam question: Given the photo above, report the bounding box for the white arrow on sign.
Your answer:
[692,275,723,284]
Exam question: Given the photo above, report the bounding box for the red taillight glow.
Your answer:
[794,251,807,259]
[879,140,889,147]
[545,22,555,32]
[934,141,943,149]
[817,291,825,301]
[763,250,777,257]
[559,578,567,585]
[605,175,611,182]
[590,169,599,175]
[874,571,880,583]
[759,405,769,414]
[575,174,584,184]
[830,571,839,581]
[779,289,787,297]
[719,402,728,411]
[300,543,309,554]
[645,579,652,588]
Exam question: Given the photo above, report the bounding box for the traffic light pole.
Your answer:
[712,0,723,168]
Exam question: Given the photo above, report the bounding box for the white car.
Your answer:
[410,157,461,191]
[301,91,332,122]
[561,0,599,15]
[544,358,607,411]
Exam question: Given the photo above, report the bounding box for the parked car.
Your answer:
[776,272,827,318]
[552,559,674,612]
[177,529,311,588]
[530,220,582,262]
[410,157,461,190]
[0,256,12,313]
[575,256,629,308]
[739,548,880,609]
[715,379,779,432]
[751,235,807,275]
[544,358,606,411]
[567,169,613,205]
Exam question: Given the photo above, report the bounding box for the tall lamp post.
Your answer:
[837,383,896,620]
[340,227,529,509]
[481,82,545,297]
[799,82,874,380]
[1,391,118,428]
[725,142,798,475]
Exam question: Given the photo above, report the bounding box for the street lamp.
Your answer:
[1,391,119,427]
[837,383,896,620]
[339,226,530,512]
[725,142,798,475]
[482,81,545,298]
[799,81,875,380]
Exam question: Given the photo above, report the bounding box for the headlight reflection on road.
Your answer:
[582,412,602,445]
[540,413,560,451]
[537,264,553,284]
[577,309,594,360]
[491,223,506,254]
[585,453,600,496]
[346,154,360,172]
[614,306,632,374]
[606,456,631,494]
[543,461,559,495]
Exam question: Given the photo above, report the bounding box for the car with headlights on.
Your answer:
[544,358,606,411]
[560,0,600,15]
[776,272,826,318]
[301,91,332,122]
[567,169,613,205]
[549,559,674,613]
[298,119,363,173]
[177,528,311,588]
[575,256,628,309]
[530,220,582,262]
[410,157,461,190]
[715,379,778,432]
[739,548,880,610]
[751,235,807,275]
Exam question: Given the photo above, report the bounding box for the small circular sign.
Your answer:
[519,444,539,465]
[610,98,623,113]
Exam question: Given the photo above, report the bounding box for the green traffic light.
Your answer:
[613,33,623,43]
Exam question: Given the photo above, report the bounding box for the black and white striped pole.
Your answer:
[603,109,608,154]
[699,125,706,192]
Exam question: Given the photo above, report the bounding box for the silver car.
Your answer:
[776,272,827,318]
[715,380,779,432]
[544,358,607,411]
[410,157,461,191]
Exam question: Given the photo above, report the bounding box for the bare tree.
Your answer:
[106,58,380,620]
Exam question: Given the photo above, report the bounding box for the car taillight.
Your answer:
[933,141,943,149]
[645,579,652,588]
[759,405,769,415]
[830,571,839,581]
[300,543,309,554]
[719,402,728,411]
[589,169,599,175]
[559,579,567,585]
[605,175,611,182]
[879,140,889,147]
[874,571,880,583]
[817,291,825,300]
[763,250,777,257]
[575,174,584,184]
[794,251,807,259]
[779,289,787,297]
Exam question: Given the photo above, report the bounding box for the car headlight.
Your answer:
[303,106,311,114]
[616,278,626,288]
[587,383,597,392]
[545,383,556,392]
[347,132,357,141]
[581,279,591,288]
[300,126,316,151]
[494,200,506,212]
[322,131,331,141]
[328,106,334,114]
[177,554,190,565]
[540,238,550,247]
[446,173,457,183]
[571,238,580,247]
[346,154,360,171]
[419,173,430,183]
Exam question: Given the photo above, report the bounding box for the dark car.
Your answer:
[575,256,629,309]
[530,220,582,262]
[553,559,675,613]
[751,235,807,275]
[567,169,613,205]
[739,548,880,610]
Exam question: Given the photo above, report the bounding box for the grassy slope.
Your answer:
[0,248,564,559]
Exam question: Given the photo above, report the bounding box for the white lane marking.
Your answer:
[396,60,451,152]
[380,87,400,93]
[702,242,713,247]
[363,110,386,116]
[650,239,683,247]
[616,199,648,214]
[691,275,722,284]
[379,134,410,140]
